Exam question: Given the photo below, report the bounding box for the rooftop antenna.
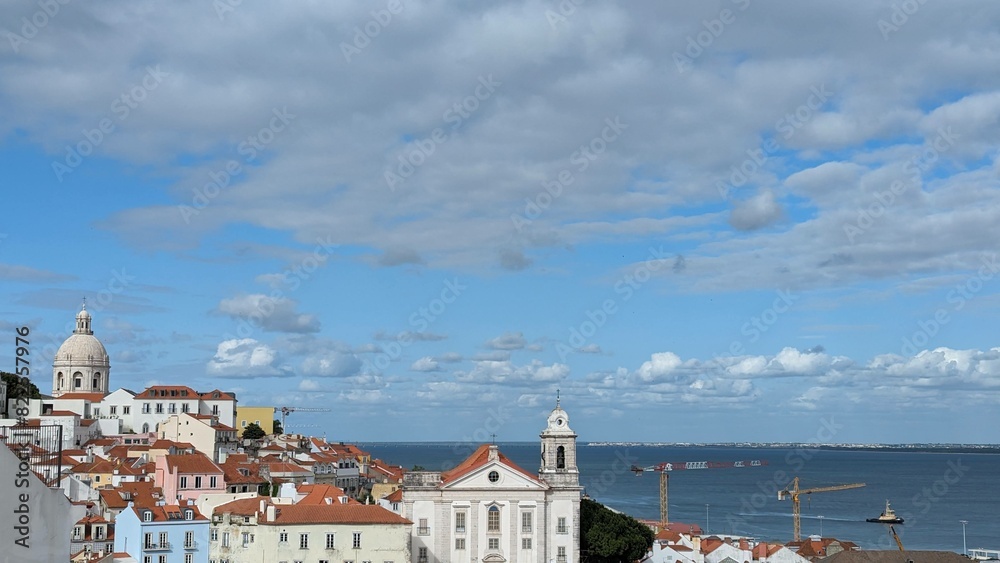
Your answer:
[556,388,560,407]
[490,433,497,445]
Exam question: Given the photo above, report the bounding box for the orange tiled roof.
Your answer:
[56,392,106,401]
[297,483,358,505]
[270,504,410,525]
[99,482,163,509]
[384,488,403,503]
[45,410,81,417]
[199,389,236,401]
[130,504,208,522]
[441,444,541,484]
[164,453,223,475]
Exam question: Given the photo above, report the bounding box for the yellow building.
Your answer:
[235,406,275,436]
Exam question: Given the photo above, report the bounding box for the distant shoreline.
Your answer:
[582,442,1000,454]
[361,441,1000,454]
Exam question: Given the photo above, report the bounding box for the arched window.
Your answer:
[556,445,566,469]
[487,505,500,532]
[142,423,150,433]
[58,373,64,389]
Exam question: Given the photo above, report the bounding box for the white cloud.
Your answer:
[411,357,441,372]
[216,294,320,333]
[486,331,527,350]
[207,338,291,377]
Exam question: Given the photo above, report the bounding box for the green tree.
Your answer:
[242,422,266,440]
[272,418,283,435]
[581,498,654,563]
[1,371,41,402]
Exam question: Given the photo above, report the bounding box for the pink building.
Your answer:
[154,452,225,502]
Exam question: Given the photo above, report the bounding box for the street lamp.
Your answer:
[818,515,824,537]
[705,504,710,534]
[960,520,968,555]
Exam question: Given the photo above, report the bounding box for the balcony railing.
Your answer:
[184,541,198,549]
[417,527,430,536]
[455,526,465,533]
[144,542,171,551]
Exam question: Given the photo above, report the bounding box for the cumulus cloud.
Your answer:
[455,359,570,385]
[729,189,784,231]
[216,294,320,333]
[207,338,291,377]
[300,350,362,378]
[411,356,441,372]
[486,331,527,350]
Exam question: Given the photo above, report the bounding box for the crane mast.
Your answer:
[777,477,866,541]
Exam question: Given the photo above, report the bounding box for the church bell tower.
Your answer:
[539,394,579,488]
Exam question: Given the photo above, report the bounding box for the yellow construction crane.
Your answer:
[778,477,866,541]
[631,459,769,528]
[889,524,904,551]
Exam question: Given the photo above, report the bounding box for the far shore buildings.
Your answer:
[397,400,582,563]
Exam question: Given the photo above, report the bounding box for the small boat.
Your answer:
[866,499,904,524]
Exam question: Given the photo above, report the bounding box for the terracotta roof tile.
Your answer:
[56,392,106,401]
[441,444,541,484]
[164,453,223,475]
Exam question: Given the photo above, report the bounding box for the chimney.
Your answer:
[260,499,266,514]
[266,504,276,522]
[487,444,499,461]
[740,538,748,551]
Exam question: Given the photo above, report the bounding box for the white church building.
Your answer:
[398,400,581,563]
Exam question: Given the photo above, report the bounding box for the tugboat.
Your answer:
[866,499,905,524]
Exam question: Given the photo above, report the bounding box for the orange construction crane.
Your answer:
[631,459,769,528]
[778,477,866,541]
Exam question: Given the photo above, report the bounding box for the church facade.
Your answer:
[400,401,581,563]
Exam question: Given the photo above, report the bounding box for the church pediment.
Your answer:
[482,553,506,563]
[441,460,547,491]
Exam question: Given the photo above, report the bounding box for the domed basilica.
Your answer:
[51,302,111,397]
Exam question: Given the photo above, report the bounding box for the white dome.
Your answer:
[54,333,109,365]
[76,308,91,320]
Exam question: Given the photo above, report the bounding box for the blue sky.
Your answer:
[2,1,1000,443]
